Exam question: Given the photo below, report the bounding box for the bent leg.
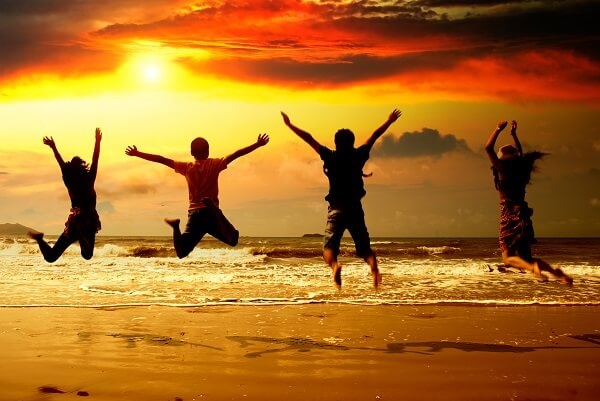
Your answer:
[79,230,97,260]
[535,258,573,285]
[501,250,548,281]
[324,208,345,288]
[165,215,205,259]
[30,232,74,263]
[347,208,380,288]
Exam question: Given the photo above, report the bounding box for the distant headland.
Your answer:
[0,223,34,235]
[302,233,324,238]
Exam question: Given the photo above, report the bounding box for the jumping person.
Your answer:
[29,128,102,262]
[125,134,269,257]
[485,120,572,284]
[281,109,401,288]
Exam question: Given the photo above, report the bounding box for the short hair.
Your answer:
[334,128,355,150]
[191,137,209,159]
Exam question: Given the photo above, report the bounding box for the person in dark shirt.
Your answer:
[28,128,102,262]
[485,120,572,284]
[282,109,401,288]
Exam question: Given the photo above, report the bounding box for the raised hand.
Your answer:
[125,145,139,156]
[496,121,508,131]
[95,127,102,141]
[388,109,401,123]
[256,134,269,147]
[43,136,56,148]
[510,120,518,135]
[281,111,291,126]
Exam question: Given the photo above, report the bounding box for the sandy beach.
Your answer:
[0,304,598,401]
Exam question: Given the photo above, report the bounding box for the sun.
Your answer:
[143,64,161,82]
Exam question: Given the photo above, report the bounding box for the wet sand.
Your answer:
[0,305,598,401]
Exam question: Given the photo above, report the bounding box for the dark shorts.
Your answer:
[184,205,239,246]
[323,203,373,258]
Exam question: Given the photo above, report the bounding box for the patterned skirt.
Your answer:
[498,200,535,256]
[63,207,101,239]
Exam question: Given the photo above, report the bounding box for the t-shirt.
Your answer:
[173,158,228,209]
[319,144,370,206]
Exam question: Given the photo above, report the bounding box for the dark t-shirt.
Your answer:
[319,144,370,206]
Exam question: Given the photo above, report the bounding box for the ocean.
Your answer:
[0,236,598,307]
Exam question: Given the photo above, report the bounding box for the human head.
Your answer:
[334,128,355,151]
[498,144,518,160]
[62,156,89,183]
[191,137,209,160]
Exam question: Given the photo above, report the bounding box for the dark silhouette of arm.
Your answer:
[224,134,269,165]
[89,128,102,181]
[281,112,321,153]
[510,120,523,157]
[364,109,401,150]
[485,120,508,166]
[43,136,65,169]
[125,145,175,168]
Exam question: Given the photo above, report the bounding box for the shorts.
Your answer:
[323,203,373,258]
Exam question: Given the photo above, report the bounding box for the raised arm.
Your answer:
[485,120,508,166]
[364,108,401,150]
[224,134,269,165]
[43,136,65,169]
[281,112,321,153]
[510,120,523,157]
[89,127,102,181]
[125,145,175,168]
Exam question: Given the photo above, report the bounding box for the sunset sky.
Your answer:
[1,0,599,237]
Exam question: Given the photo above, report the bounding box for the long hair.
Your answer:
[493,151,547,190]
[62,156,90,188]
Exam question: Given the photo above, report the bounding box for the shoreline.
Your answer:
[1,304,598,400]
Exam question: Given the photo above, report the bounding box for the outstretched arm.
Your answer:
[485,120,508,166]
[125,145,175,168]
[281,112,321,153]
[510,120,523,157]
[43,136,65,169]
[364,108,401,150]
[224,134,269,165]
[89,128,102,181]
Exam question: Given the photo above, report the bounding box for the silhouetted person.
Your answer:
[485,120,572,284]
[29,128,102,262]
[125,134,269,257]
[282,109,401,288]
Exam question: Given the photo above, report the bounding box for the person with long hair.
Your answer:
[29,128,102,262]
[485,120,572,284]
[281,109,401,288]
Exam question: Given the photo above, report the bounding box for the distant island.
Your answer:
[0,223,34,235]
[302,233,324,238]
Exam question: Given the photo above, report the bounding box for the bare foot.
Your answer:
[556,269,573,286]
[27,230,44,240]
[332,263,342,289]
[371,268,382,289]
[164,218,180,229]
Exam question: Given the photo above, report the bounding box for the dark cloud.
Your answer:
[373,128,471,158]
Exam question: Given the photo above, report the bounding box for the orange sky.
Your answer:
[1,0,599,237]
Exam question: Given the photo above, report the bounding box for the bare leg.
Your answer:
[364,253,381,289]
[535,258,573,286]
[323,248,342,289]
[502,250,548,281]
[28,231,74,263]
